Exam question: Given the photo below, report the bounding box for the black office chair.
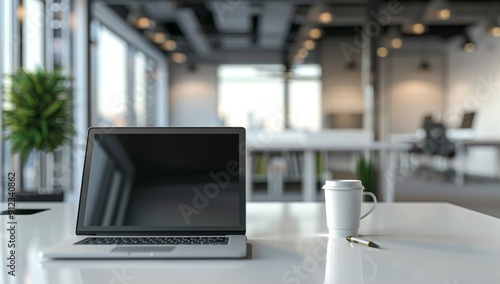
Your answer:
[409,122,456,179]
[409,116,434,155]
[423,122,455,157]
[421,122,456,179]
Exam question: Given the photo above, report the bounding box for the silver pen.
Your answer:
[346,236,380,249]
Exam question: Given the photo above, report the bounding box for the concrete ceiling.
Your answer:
[101,0,500,63]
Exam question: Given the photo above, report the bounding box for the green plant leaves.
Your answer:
[355,155,374,192]
[2,67,75,162]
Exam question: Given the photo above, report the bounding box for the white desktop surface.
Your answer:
[1,202,499,283]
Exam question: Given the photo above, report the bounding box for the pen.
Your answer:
[346,236,380,249]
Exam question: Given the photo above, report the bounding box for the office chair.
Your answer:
[409,116,434,154]
[421,122,456,179]
[409,122,456,180]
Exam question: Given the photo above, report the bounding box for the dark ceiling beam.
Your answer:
[176,8,212,55]
[210,1,252,49]
[102,0,315,4]
[258,2,295,48]
[186,49,286,64]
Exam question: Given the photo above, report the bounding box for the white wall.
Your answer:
[377,33,500,178]
[389,53,444,133]
[377,37,447,137]
[446,22,500,177]
[320,36,364,120]
[169,63,220,126]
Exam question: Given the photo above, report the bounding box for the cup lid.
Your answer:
[322,180,364,190]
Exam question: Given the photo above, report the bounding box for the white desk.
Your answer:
[454,139,500,185]
[2,202,500,283]
[247,142,410,202]
[391,132,500,186]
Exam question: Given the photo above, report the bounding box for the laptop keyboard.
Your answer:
[75,236,229,245]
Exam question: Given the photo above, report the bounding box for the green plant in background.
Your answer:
[355,155,374,197]
[2,68,75,161]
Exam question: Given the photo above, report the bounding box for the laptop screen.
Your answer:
[77,127,245,234]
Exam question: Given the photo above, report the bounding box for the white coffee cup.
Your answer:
[322,180,377,237]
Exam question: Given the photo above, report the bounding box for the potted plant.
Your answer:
[354,155,374,201]
[2,68,75,192]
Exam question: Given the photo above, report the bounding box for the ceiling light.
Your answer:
[318,12,333,24]
[418,58,432,73]
[391,38,403,49]
[402,22,427,35]
[377,47,389,58]
[487,17,500,37]
[309,28,322,39]
[151,32,167,44]
[437,8,451,20]
[462,33,475,53]
[171,52,187,64]
[17,5,24,21]
[463,42,475,53]
[386,26,403,49]
[412,23,426,35]
[127,5,155,30]
[303,39,315,50]
[161,40,177,51]
[490,26,500,37]
[297,48,309,58]
[425,0,452,20]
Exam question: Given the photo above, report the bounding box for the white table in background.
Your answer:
[454,139,500,185]
[246,142,410,202]
[2,202,500,283]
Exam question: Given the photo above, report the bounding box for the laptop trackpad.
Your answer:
[112,247,176,254]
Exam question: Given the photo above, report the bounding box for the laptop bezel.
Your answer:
[75,127,246,236]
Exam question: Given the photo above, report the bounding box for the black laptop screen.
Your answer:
[77,128,245,233]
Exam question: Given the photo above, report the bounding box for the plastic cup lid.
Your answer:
[322,180,364,190]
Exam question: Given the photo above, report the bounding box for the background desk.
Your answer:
[1,202,500,283]
[391,132,500,186]
[246,141,410,202]
[454,139,500,185]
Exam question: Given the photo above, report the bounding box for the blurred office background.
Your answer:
[1,0,500,216]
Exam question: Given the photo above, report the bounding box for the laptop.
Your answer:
[41,127,247,259]
[460,112,475,129]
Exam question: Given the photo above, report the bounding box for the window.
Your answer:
[218,65,285,131]
[145,58,158,126]
[1,1,14,74]
[218,64,321,131]
[289,65,322,131]
[94,25,128,126]
[134,51,147,126]
[22,0,44,70]
[92,22,160,127]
